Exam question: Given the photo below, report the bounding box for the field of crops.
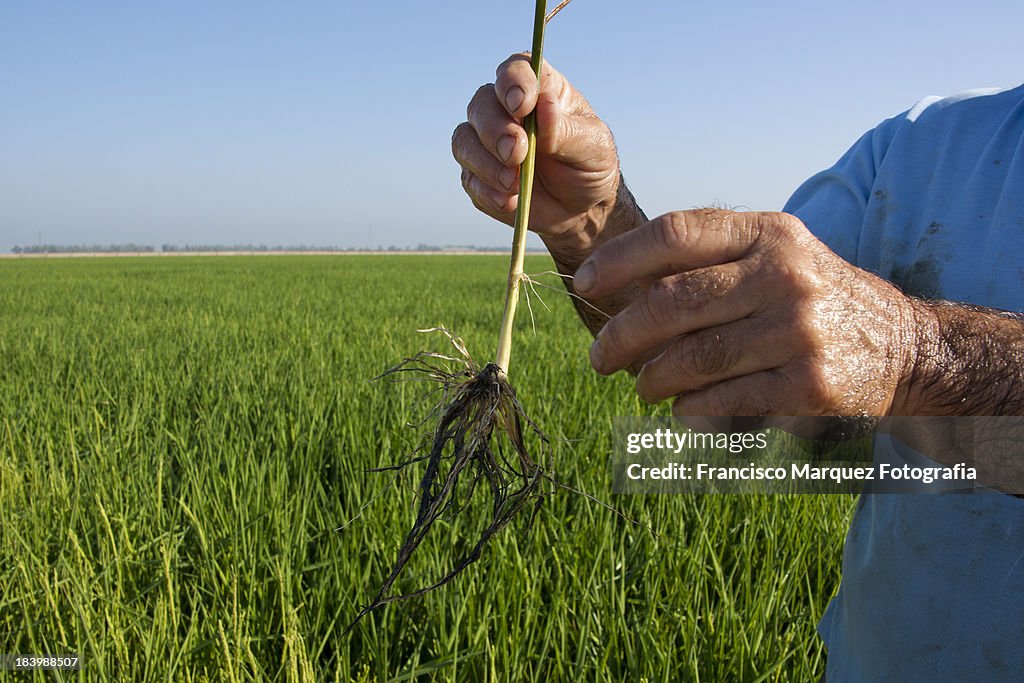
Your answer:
[1,255,854,681]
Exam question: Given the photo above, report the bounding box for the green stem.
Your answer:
[495,0,546,376]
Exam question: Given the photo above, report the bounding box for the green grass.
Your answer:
[0,255,854,681]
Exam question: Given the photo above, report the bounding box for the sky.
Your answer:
[3,0,1024,253]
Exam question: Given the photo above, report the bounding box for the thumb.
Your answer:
[534,62,612,166]
[495,55,604,165]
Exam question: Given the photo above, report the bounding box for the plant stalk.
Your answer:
[495,0,547,376]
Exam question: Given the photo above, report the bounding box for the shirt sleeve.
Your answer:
[782,115,903,265]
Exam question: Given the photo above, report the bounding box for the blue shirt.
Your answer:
[783,84,1024,681]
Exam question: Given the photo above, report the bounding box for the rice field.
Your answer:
[0,255,854,681]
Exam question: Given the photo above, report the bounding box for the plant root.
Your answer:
[342,332,548,635]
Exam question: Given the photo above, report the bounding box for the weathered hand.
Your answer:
[451,54,621,241]
[573,209,923,416]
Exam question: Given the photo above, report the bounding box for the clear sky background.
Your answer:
[3,0,1023,253]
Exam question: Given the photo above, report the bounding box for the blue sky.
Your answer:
[3,1,1023,252]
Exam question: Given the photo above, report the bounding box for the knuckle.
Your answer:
[563,114,586,145]
[467,83,495,121]
[655,211,690,251]
[641,282,674,325]
[776,211,805,237]
[469,195,493,215]
[663,269,737,312]
[451,122,472,159]
[687,330,741,378]
[760,211,807,248]
[598,319,626,357]
[693,207,734,238]
[461,171,490,214]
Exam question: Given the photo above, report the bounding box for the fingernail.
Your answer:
[574,262,596,293]
[590,338,605,373]
[504,86,525,114]
[496,135,515,163]
[489,190,507,210]
[499,167,516,191]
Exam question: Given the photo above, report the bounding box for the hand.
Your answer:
[452,54,621,241]
[573,209,923,416]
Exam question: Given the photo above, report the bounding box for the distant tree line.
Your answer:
[160,244,349,253]
[12,243,156,254]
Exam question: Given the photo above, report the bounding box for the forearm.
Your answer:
[896,300,1024,416]
[540,173,648,337]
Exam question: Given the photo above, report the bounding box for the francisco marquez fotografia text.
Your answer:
[624,460,976,485]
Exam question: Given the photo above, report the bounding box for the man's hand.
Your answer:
[453,54,649,334]
[573,209,925,417]
[452,54,621,243]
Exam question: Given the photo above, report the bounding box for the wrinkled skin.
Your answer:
[453,53,1024,421]
[451,55,621,242]
[573,208,921,417]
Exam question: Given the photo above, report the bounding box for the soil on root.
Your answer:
[343,352,549,635]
